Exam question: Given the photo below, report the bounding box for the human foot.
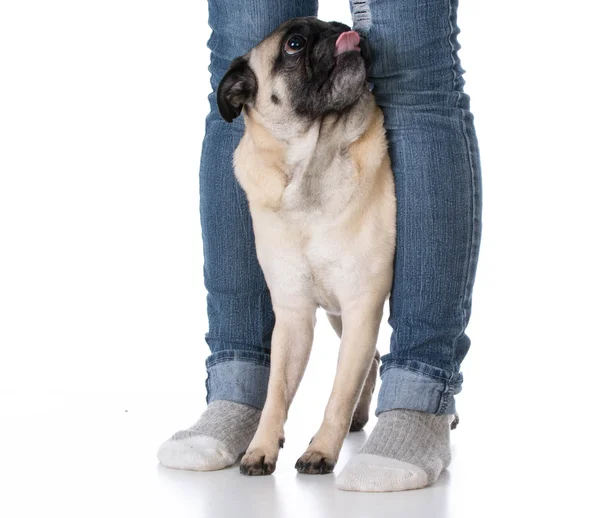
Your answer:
[336,409,451,491]
[157,400,260,471]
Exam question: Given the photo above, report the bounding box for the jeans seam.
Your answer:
[451,108,479,371]
[206,356,270,368]
[446,0,459,93]
[205,350,271,369]
[205,335,271,349]
[208,358,268,367]
[381,362,458,384]
[436,381,452,414]
[205,370,210,404]
[443,0,480,372]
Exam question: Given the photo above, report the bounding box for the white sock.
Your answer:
[336,409,451,492]
[157,400,260,471]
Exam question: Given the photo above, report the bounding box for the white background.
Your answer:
[1,1,599,517]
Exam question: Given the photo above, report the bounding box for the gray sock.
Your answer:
[157,400,261,471]
[336,409,451,492]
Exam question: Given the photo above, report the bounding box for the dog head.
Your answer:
[217,17,372,130]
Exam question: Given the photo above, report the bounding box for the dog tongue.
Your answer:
[334,31,361,56]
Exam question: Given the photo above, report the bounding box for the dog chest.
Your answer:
[253,203,388,315]
[281,150,356,214]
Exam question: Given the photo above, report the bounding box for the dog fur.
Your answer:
[217,17,396,475]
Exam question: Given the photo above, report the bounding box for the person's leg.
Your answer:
[158,0,318,471]
[338,0,482,491]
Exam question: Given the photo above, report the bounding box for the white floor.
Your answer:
[1,384,596,518]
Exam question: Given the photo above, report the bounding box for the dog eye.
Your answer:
[284,35,306,55]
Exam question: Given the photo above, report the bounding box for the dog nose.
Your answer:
[334,31,361,57]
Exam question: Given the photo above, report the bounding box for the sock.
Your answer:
[336,409,451,492]
[157,400,261,471]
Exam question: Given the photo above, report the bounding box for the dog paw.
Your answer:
[240,448,278,476]
[295,451,336,475]
[349,413,368,432]
[451,413,459,430]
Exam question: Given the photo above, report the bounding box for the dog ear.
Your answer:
[217,57,257,123]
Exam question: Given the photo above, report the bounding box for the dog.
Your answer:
[217,17,396,476]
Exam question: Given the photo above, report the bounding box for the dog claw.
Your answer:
[240,453,276,476]
[295,452,335,475]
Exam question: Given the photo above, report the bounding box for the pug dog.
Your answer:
[217,17,396,476]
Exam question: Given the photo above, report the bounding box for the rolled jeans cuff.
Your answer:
[376,361,463,416]
[205,350,270,410]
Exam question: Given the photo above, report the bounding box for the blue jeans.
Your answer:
[200,0,482,416]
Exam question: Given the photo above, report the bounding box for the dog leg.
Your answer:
[296,300,383,474]
[240,306,316,476]
[326,313,379,432]
[350,349,380,431]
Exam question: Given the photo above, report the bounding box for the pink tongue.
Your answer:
[334,31,361,56]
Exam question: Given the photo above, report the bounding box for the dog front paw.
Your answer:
[295,450,336,475]
[240,447,278,476]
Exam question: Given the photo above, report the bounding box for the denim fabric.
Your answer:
[206,351,270,409]
[351,0,483,415]
[200,0,482,416]
[200,0,318,408]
